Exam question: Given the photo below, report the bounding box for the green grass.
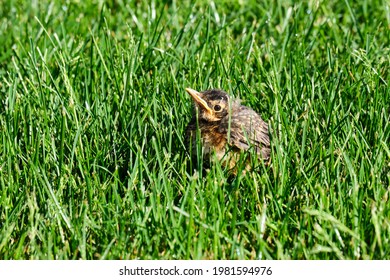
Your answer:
[0,0,389,260]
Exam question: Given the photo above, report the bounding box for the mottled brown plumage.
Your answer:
[185,88,270,173]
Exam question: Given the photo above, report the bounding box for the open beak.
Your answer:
[185,88,213,115]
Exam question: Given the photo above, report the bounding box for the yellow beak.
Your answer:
[185,88,213,115]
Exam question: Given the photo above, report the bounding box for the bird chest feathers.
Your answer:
[190,122,228,160]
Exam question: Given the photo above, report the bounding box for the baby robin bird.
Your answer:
[185,87,270,174]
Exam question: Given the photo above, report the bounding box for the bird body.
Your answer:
[185,88,270,173]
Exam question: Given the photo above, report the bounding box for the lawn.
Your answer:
[0,0,389,259]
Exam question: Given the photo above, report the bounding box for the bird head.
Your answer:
[186,88,230,122]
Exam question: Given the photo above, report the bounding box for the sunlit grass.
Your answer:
[0,0,389,259]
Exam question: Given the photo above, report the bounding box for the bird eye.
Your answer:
[214,105,222,112]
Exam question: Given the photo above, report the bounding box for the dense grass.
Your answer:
[0,0,389,259]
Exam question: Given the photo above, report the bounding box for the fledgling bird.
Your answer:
[185,87,270,174]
